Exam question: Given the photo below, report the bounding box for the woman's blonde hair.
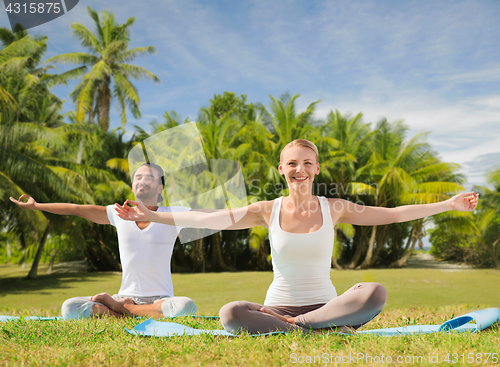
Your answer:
[280,139,319,162]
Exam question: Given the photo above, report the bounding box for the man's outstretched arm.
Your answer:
[10,194,110,225]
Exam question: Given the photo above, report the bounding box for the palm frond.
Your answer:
[106,158,129,173]
[116,63,160,84]
[411,162,461,182]
[412,182,464,195]
[48,65,88,87]
[116,46,156,63]
[74,7,102,53]
[487,168,500,186]
[45,52,98,65]
[336,222,355,240]
[48,166,92,202]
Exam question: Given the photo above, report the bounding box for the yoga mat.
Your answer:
[358,307,500,336]
[0,316,63,321]
[0,315,216,322]
[125,307,500,337]
[126,319,292,337]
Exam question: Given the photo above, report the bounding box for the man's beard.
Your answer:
[135,185,155,201]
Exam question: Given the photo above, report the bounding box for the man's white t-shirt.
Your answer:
[106,205,191,297]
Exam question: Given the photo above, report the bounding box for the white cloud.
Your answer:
[434,65,500,84]
[2,0,500,188]
[301,76,500,187]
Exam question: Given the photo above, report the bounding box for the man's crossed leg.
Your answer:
[61,294,197,319]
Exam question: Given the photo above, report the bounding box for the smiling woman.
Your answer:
[114,138,479,335]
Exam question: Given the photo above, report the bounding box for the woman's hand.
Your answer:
[9,194,37,210]
[259,307,295,324]
[449,192,479,211]
[115,200,153,221]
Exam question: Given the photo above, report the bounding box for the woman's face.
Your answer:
[279,146,320,190]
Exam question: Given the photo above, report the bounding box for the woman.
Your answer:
[115,139,479,334]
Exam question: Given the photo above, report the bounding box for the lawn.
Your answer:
[1,263,499,313]
[1,264,499,366]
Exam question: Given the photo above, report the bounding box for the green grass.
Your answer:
[1,263,499,313]
[1,264,499,366]
[1,306,499,366]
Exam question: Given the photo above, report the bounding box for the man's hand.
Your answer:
[9,194,37,210]
[449,192,479,211]
[115,200,152,221]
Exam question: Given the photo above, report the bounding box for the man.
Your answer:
[10,163,197,319]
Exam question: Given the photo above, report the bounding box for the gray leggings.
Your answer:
[61,294,197,320]
[219,282,387,334]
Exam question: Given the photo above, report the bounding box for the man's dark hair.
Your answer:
[138,162,165,186]
[136,162,165,203]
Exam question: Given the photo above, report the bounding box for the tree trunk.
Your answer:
[389,226,418,268]
[27,221,51,279]
[21,249,26,268]
[190,238,205,272]
[486,238,500,269]
[46,248,58,274]
[345,227,368,269]
[88,107,94,125]
[255,238,271,270]
[357,225,377,269]
[211,232,234,271]
[369,228,387,267]
[331,228,343,270]
[83,240,100,270]
[97,228,121,271]
[98,80,111,131]
[495,239,500,269]
[20,233,27,268]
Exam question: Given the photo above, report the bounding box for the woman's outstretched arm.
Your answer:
[335,192,479,226]
[115,199,267,230]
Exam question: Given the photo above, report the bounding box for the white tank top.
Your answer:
[264,196,337,306]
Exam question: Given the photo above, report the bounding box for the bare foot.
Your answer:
[91,293,134,315]
[258,307,356,334]
[259,307,295,324]
[91,304,125,319]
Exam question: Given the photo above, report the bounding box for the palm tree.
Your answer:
[0,121,97,278]
[0,25,102,277]
[318,110,375,269]
[257,93,319,156]
[0,25,61,125]
[356,119,464,268]
[473,169,500,268]
[196,107,245,271]
[248,93,322,203]
[46,6,160,130]
[232,119,276,270]
[256,97,365,270]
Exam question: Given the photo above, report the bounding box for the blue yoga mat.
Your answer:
[0,315,216,322]
[0,316,63,321]
[125,307,500,337]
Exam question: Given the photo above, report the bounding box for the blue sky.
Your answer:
[1,0,500,189]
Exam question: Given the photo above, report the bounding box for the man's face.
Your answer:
[132,165,164,203]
